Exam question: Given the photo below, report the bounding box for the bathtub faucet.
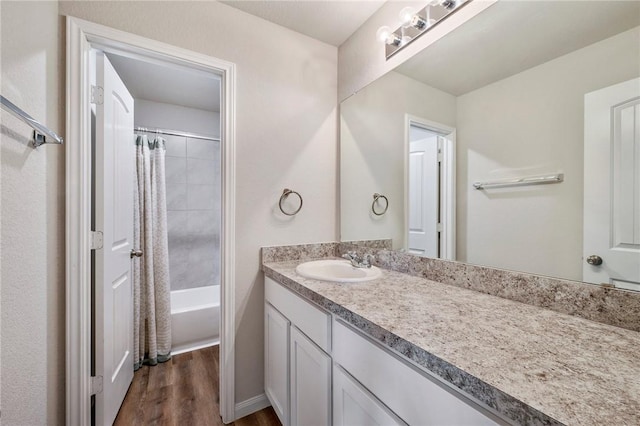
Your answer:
[342,251,374,268]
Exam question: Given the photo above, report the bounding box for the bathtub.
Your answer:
[170,285,220,355]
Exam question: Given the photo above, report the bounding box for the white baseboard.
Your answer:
[234,393,271,420]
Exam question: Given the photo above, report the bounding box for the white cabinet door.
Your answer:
[290,326,331,426]
[94,51,135,426]
[334,364,406,426]
[265,303,290,425]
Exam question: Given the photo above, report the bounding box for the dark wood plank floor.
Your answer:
[114,346,280,425]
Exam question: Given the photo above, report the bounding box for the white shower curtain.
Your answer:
[133,134,172,370]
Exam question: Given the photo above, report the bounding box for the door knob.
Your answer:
[130,249,143,258]
[586,255,603,266]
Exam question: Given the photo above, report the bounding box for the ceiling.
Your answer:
[105,0,387,111]
[220,0,386,46]
[395,1,640,96]
[107,53,221,112]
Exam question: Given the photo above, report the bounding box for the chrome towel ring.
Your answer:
[279,188,303,216]
[372,193,389,216]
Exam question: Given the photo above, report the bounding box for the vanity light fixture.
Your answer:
[378,0,470,59]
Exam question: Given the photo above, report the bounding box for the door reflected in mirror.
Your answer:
[339,0,640,289]
[406,118,455,260]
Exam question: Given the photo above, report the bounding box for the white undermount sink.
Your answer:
[295,259,381,283]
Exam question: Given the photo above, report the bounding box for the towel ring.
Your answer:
[279,188,303,216]
[372,193,389,216]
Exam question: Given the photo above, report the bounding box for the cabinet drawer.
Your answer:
[265,276,331,352]
[333,319,505,426]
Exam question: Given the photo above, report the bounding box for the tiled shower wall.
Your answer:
[163,133,221,291]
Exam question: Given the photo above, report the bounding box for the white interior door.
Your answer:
[408,131,439,257]
[584,78,640,290]
[94,51,135,425]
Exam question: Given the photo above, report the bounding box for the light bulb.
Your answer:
[399,7,416,27]
[376,26,401,46]
[376,26,392,43]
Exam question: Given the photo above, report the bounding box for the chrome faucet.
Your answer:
[342,251,374,268]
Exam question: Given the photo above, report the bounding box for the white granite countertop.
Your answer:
[263,259,640,426]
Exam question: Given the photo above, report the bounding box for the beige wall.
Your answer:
[1,1,65,424]
[1,1,338,422]
[456,26,640,281]
[340,71,456,248]
[337,0,497,102]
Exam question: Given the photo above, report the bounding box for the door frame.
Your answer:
[66,17,237,425]
[404,115,456,260]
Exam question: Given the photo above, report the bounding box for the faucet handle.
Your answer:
[362,254,374,268]
[342,251,362,267]
[343,251,357,260]
[342,251,374,268]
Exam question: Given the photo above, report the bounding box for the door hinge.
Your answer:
[91,85,104,105]
[437,149,443,163]
[90,375,103,395]
[90,231,103,250]
[437,222,443,232]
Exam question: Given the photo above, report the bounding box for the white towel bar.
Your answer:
[1,95,63,147]
[473,173,564,190]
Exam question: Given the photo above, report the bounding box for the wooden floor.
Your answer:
[114,346,280,426]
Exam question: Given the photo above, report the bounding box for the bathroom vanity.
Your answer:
[264,274,503,425]
[262,248,640,426]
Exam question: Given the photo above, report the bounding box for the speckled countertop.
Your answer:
[263,259,640,426]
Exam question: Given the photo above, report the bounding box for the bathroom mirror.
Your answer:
[340,0,640,286]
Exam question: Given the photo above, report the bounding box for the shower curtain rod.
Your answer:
[135,126,220,142]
